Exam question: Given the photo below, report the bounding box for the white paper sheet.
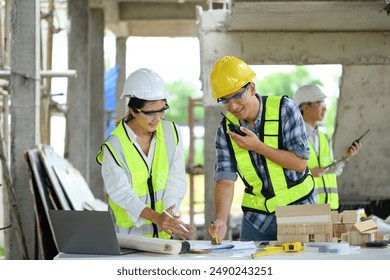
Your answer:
[188,241,235,251]
[188,240,256,251]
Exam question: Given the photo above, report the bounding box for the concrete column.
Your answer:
[66,0,90,181]
[8,0,40,259]
[336,65,390,199]
[88,8,105,199]
[115,37,127,120]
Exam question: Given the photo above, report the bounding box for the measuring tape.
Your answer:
[251,242,303,259]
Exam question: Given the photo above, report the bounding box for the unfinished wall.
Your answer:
[336,65,390,199]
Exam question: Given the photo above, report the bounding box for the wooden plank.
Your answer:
[277,223,332,235]
[277,214,330,224]
[330,211,339,223]
[354,219,378,233]
[276,204,331,217]
[342,210,359,223]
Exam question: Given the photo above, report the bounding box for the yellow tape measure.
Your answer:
[251,242,303,259]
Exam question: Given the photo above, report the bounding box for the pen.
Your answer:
[210,221,220,245]
[163,210,189,233]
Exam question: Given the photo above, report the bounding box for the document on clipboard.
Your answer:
[324,157,346,169]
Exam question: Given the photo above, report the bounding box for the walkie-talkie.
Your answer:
[349,129,369,150]
[326,129,369,169]
[220,112,246,136]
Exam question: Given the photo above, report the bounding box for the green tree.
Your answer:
[255,65,339,136]
[165,80,205,166]
[165,80,204,125]
[255,66,322,98]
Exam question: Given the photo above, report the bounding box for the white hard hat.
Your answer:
[293,85,327,107]
[121,68,172,100]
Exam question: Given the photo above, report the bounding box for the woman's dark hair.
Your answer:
[127,97,148,110]
[121,97,167,122]
[122,97,147,122]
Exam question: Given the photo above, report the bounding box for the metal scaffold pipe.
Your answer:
[0,70,77,78]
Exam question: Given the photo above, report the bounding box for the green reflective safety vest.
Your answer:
[307,131,339,210]
[96,120,179,239]
[224,95,314,214]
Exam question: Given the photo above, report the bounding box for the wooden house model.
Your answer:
[275,204,334,245]
[341,219,378,246]
[331,210,360,240]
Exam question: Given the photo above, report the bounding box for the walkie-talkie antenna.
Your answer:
[220,112,246,136]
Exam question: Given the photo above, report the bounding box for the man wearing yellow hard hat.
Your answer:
[207,56,316,241]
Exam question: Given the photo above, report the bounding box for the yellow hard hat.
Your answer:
[210,56,256,99]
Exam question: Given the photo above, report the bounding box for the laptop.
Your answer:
[48,209,138,255]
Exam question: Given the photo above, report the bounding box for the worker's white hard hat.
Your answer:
[293,85,327,107]
[121,68,172,100]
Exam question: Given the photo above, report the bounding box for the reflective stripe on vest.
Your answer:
[307,131,339,210]
[225,95,314,214]
[96,120,178,239]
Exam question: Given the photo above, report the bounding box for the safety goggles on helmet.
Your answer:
[134,104,169,117]
[217,83,250,105]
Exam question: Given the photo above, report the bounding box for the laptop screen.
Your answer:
[49,210,136,255]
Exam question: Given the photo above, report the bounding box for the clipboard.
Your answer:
[324,157,345,169]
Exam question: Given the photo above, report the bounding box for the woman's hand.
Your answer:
[157,205,196,239]
[174,223,197,240]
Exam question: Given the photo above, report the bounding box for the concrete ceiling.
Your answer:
[91,0,390,37]
[223,1,390,32]
[91,0,211,36]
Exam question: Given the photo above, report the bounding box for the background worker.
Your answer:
[293,84,362,210]
[97,68,196,240]
[207,56,316,241]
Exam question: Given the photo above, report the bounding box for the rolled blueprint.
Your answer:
[180,241,191,253]
[117,233,182,255]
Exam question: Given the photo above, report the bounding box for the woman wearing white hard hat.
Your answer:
[97,68,196,240]
[293,84,362,210]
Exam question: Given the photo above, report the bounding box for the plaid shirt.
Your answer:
[214,94,317,231]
